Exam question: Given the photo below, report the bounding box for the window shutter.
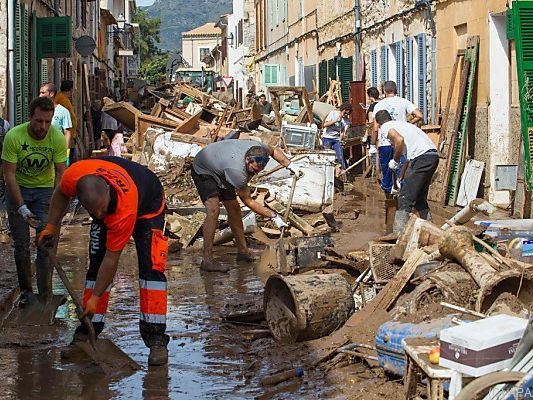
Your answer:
[381,45,388,83]
[37,16,72,58]
[340,57,353,102]
[14,4,29,126]
[40,60,48,86]
[328,58,336,82]
[405,37,414,102]
[370,50,377,87]
[510,1,533,189]
[280,65,287,85]
[395,41,404,97]
[319,60,328,96]
[263,64,279,86]
[417,33,427,123]
[506,8,515,40]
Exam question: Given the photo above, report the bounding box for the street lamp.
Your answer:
[227,32,234,47]
[116,13,126,30]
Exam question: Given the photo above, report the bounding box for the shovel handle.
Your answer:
[46,249,99,348]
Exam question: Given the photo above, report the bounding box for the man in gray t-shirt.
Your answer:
[192,139,301,272]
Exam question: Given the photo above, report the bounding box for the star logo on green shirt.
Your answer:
[21,143,29,151]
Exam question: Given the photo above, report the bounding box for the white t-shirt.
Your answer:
[374,96,417,147]
[102,112,119,130]
[381,120,436,160]
[322,110,350,140]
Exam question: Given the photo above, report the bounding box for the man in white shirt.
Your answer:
[322,103,352,170]
[375,110,439,237]
[371,81,423,196]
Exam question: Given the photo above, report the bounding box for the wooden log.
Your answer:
[265,199,314,235]
[438,226,497,287]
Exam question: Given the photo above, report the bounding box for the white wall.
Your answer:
[228,0,251,101]
[488,13,511,205]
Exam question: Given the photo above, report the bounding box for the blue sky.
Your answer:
[136,0,155,6]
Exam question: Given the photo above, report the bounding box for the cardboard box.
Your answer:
[439,314,527,377]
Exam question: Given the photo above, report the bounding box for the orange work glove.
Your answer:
[81,294,100,319]
[36,223,57,248]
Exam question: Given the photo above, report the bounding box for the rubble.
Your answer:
[94,79,532,399]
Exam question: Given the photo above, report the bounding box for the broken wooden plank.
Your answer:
[307,248,426,366]
[265,199,314,235]
[170,132,210,145]
[175,111,202,134]
[135,113,180,148]
[103,99,143,131]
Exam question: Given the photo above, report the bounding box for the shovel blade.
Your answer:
[75,339,141,374]
[16,294,66,326]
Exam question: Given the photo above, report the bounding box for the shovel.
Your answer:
[15,217,66,326]
[257,173,301,280]
[47,251,141,374]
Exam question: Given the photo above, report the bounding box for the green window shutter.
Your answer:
[40,60,49,86]
[511,1,533,190]
[14,4,29,125]
[328,58,336,83]
[319,60,328,96]
[36,16,72,58]
[339,56,353,102]
[263,64,279,86]
[506,8,515,40]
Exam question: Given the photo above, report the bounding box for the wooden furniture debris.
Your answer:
[268,86,314,127]
[403,337,461,400]
[319,79,343,107]
[102,99,143,131]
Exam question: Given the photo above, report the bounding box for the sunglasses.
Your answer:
[250,156,270,167]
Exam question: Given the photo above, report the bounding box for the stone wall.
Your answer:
[0,0,8,118]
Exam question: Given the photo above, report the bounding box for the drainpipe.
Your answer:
[7,0,15,124]
[425,0,437,124]
[354,0,362,80]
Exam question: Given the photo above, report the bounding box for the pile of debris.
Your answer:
[239,196,532,399]
[99,82,340,252]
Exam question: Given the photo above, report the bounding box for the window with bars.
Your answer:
[417,33,428,123]
[370,49,377,87]
[405,37,414,102]
[381,45,388,84]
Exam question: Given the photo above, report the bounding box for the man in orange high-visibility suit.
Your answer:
[37,156,169,366]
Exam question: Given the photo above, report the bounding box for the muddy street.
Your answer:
[0,184,396,400]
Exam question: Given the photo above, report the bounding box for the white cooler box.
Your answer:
[439,314,528,377]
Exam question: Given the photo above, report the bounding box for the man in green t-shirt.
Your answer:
[2,96,67,305]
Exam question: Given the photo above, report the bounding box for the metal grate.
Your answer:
[369,242,397,284]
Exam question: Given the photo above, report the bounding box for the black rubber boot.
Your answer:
[16,257,33,296]
[393,210,411,235]
[418,208,433,222]
[148,346,168,366]
[36,258,53,300]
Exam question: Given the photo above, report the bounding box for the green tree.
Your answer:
[139,53,170,84]
[133,8,162,63]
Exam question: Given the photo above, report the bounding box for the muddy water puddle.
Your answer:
[0,226,288,399]
[0,186,389,399]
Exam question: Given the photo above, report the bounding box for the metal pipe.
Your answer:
[7,0,15,124]
[353,0,362,80]
[441,198,495,230]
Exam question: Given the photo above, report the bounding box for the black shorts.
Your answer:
[191,169,237,203]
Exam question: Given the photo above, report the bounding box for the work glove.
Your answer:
[286,162,304,178]
[271,214,289,229]
[369,144,377,154]
[388,159,400,171]
[36,223,57,248]
[18,204,39,228]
